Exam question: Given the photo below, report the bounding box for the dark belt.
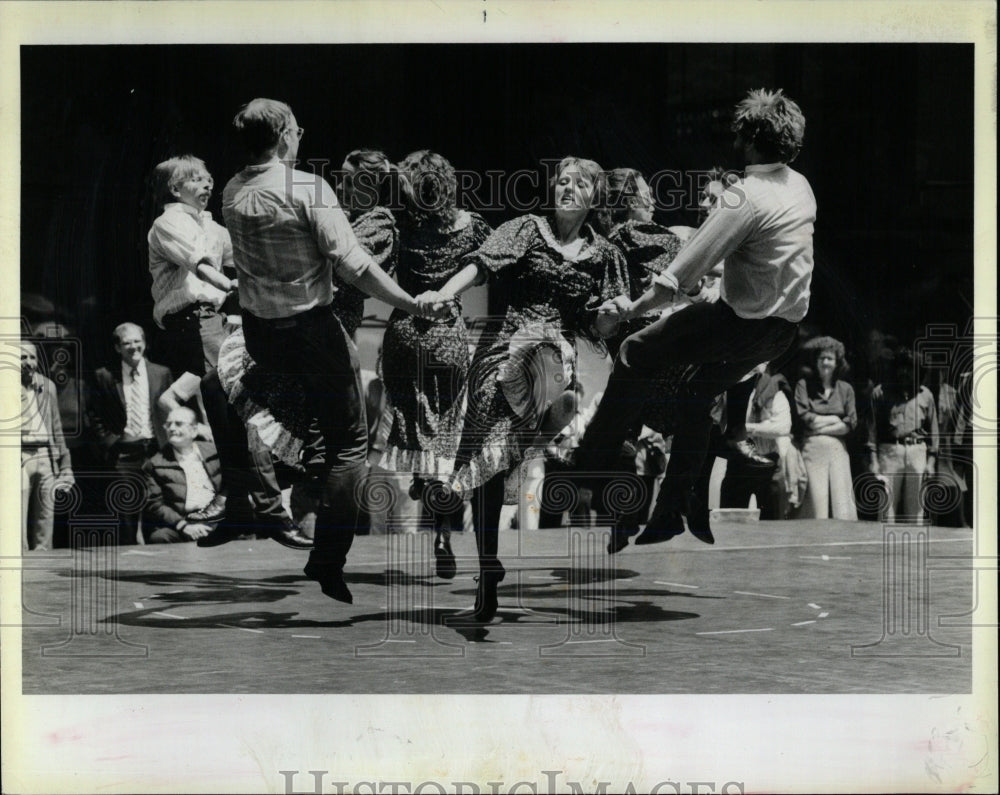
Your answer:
[243,303,332,330]
[164,302,220,322]
[896,436,926,446]
[21,441,49,451]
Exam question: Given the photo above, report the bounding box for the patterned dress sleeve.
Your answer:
[353,207,399,275]
[467,212,493,250]
[464,215,538,276]
[576,238,630,335]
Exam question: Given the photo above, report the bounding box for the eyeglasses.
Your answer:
[284,125,305,140]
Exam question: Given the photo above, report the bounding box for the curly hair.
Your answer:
[594,167,647,234]
[397,149,459,231]
[151,155,211,212]
[732,88,806,163]
[549,156,606,226]
[341,148,396,218]
[803,335,849,382]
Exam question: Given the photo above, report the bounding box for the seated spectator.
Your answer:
[142,407,225,543]
[720,363,794,519]
[866,347,938,524]
[795,336,859,520]
[20,340,75,551]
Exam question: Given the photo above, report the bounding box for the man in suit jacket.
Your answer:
[143,407,225,543]
[21,340,74,551]
[88,322,175,544]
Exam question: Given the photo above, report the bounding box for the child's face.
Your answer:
[172,169,214,211]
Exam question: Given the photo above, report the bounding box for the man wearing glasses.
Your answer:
[222,98,427,605]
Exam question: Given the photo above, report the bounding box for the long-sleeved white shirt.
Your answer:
[654,163,816,322]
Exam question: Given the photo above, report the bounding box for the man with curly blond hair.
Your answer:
[577,88,816,550]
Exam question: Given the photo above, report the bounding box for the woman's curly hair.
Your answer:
[340,148,397,218]
[802,334,849,382]
[732,88,806,163]
[594,167,647,235]
[397,149,459,231]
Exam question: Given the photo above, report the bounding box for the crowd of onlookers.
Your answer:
[19,301,973,552]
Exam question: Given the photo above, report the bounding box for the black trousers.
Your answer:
[242,305,368,572]
[159,302,226,378]
[577,300,797,511]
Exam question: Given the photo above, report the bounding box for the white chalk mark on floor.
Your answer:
[792,620,816,626]
[696,627,774,635]
[819,611,830,618]
[709,537,969,553]
[654,581,699,589]
[800,555,852,561]
[234,627,264,634]
[565,638,624,643]
[122,550,159,556]
[133,602,143,609]
[292,635,320,639]
[733,591,790,600]
[151,611,186,619]
[808,603,822,610]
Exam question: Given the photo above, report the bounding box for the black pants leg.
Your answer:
[242,306,368,573]
[470,471,506,569]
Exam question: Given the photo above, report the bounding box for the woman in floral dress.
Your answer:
[427,156,630,621]
[379,149,491,578]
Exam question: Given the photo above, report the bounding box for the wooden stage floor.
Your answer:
[20,519,975,694]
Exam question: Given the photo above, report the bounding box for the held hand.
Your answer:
[182,523,212,540]
[54,474,75,491]
[925,458,936,476]
[414,291,443,318]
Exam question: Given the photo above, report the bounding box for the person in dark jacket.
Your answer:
[88,322,176,544]
[142,407,225,543]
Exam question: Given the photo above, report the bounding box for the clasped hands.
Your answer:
[413,291,455,320]
[597,294,635,321]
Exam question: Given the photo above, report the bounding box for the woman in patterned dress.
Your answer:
[216,149,398,472]
[379,150,491,578]
[425,156,630,621]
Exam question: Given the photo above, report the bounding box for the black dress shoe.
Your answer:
[634,506,685,545]
[303,561,353,604]
[265,517,314,550]
[684,489,715,545]
[434,536,457,580]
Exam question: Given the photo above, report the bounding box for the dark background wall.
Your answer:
[20,44,973,371]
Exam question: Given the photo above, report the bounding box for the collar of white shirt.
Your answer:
[122,358,148,382]
[164,201,212,224]
[745,162,787,175]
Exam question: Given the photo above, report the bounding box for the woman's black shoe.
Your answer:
[434,536,457,579]
[470,565,506,623]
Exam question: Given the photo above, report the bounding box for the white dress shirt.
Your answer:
[148,202,232,327]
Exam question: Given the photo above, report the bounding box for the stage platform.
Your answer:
[19,519,975,694]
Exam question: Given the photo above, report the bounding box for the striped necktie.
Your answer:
[125,367,148,438]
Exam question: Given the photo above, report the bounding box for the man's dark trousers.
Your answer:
[576,300,797,511]
[242,304,368,573]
